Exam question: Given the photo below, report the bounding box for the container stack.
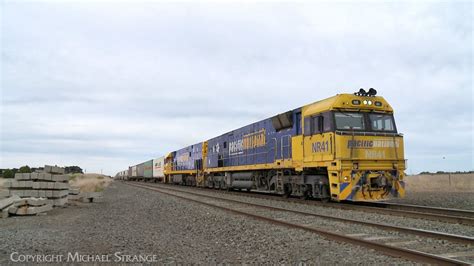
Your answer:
[4,165,69,207]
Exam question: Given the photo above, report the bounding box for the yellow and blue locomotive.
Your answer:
[125,89,406,202]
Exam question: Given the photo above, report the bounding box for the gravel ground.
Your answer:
[161,188,473,263]
[149,184,474,238]
[0,182,414,265]
[387,191,474,210]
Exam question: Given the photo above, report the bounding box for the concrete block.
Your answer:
[13,206,29,215]
[1,208,9,218]
[30,173,39,180]
[19,190,30,197]
[8,206,18,214]
[38,173,52,181]
[6,180,18,188]
[27,198,48,206]
[46,191,53,198]
[52,175,68,182]
[52,166,65,174]
[53,197,68,206]
[45,165,65,174]
[15,173,31,180]
[82,197,92,203]
[0,195,20,210]
[52,190,69,198]
[18,181,33,188]
[26,204,52,215]
[47,182,55,189]
[92,197,103,203]
[82,192,103,199]
[24,173,31,180]
[30,190,39,197]
[34,182,48,189]
[3,180,12,188]
[38,190,46,197]
[69,188,80,195]
[9,190,23,197]
[13,199,28,207]
[0,190,9,198]
[33,182,46,189]
[54,182,69,190]
[44,165,53,173]
[68,194,81,200]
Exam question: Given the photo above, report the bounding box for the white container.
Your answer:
[152,156,165,178]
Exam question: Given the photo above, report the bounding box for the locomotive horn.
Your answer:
[356,88,367,96]
[368,88,377,96]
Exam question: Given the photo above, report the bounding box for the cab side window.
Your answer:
[304,112,333,135]
[312,116,324,134]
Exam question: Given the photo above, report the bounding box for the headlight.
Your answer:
[363,100,368,105]
[368,100,372,105]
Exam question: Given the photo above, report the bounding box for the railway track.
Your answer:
[359,201,474,219]
[166,184,474,226]
[127,182,473,265]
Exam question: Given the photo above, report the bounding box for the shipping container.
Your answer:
[137,163,145,177]
[153,156,165,178]
[143,160,153,178]
[131,165,137,177]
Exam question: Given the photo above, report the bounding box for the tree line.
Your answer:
[0,166,84,179]
[419,170,474,175]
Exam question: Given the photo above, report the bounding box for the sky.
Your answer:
[1,1,472,175]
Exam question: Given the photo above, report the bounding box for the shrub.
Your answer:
[3,169,14,179]
[19,165,31,173]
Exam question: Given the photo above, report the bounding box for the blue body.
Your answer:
[206,108,302,168]
[172,142,203,171]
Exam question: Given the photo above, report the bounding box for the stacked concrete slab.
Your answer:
[0,195,20,218]
[67,188,103,203]
[0,189,9,199]
[81,192,104,203]
[4,165,69,207]
[68,187,81,200]
[7,197,52,216]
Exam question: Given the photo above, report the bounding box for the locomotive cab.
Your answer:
[298,89,406,201]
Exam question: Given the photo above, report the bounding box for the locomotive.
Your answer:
[117,89,406,202]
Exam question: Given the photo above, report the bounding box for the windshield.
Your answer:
[369,114,395,131]
[334,112,365,130]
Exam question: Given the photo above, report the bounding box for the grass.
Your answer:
[68,174,112,193]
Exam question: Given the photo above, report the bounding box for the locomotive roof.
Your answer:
[302,93,393,117]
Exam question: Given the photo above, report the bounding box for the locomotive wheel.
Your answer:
[283,184,292,198]
[301,185,311,200]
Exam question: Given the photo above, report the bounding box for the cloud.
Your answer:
[1,1,472,174]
